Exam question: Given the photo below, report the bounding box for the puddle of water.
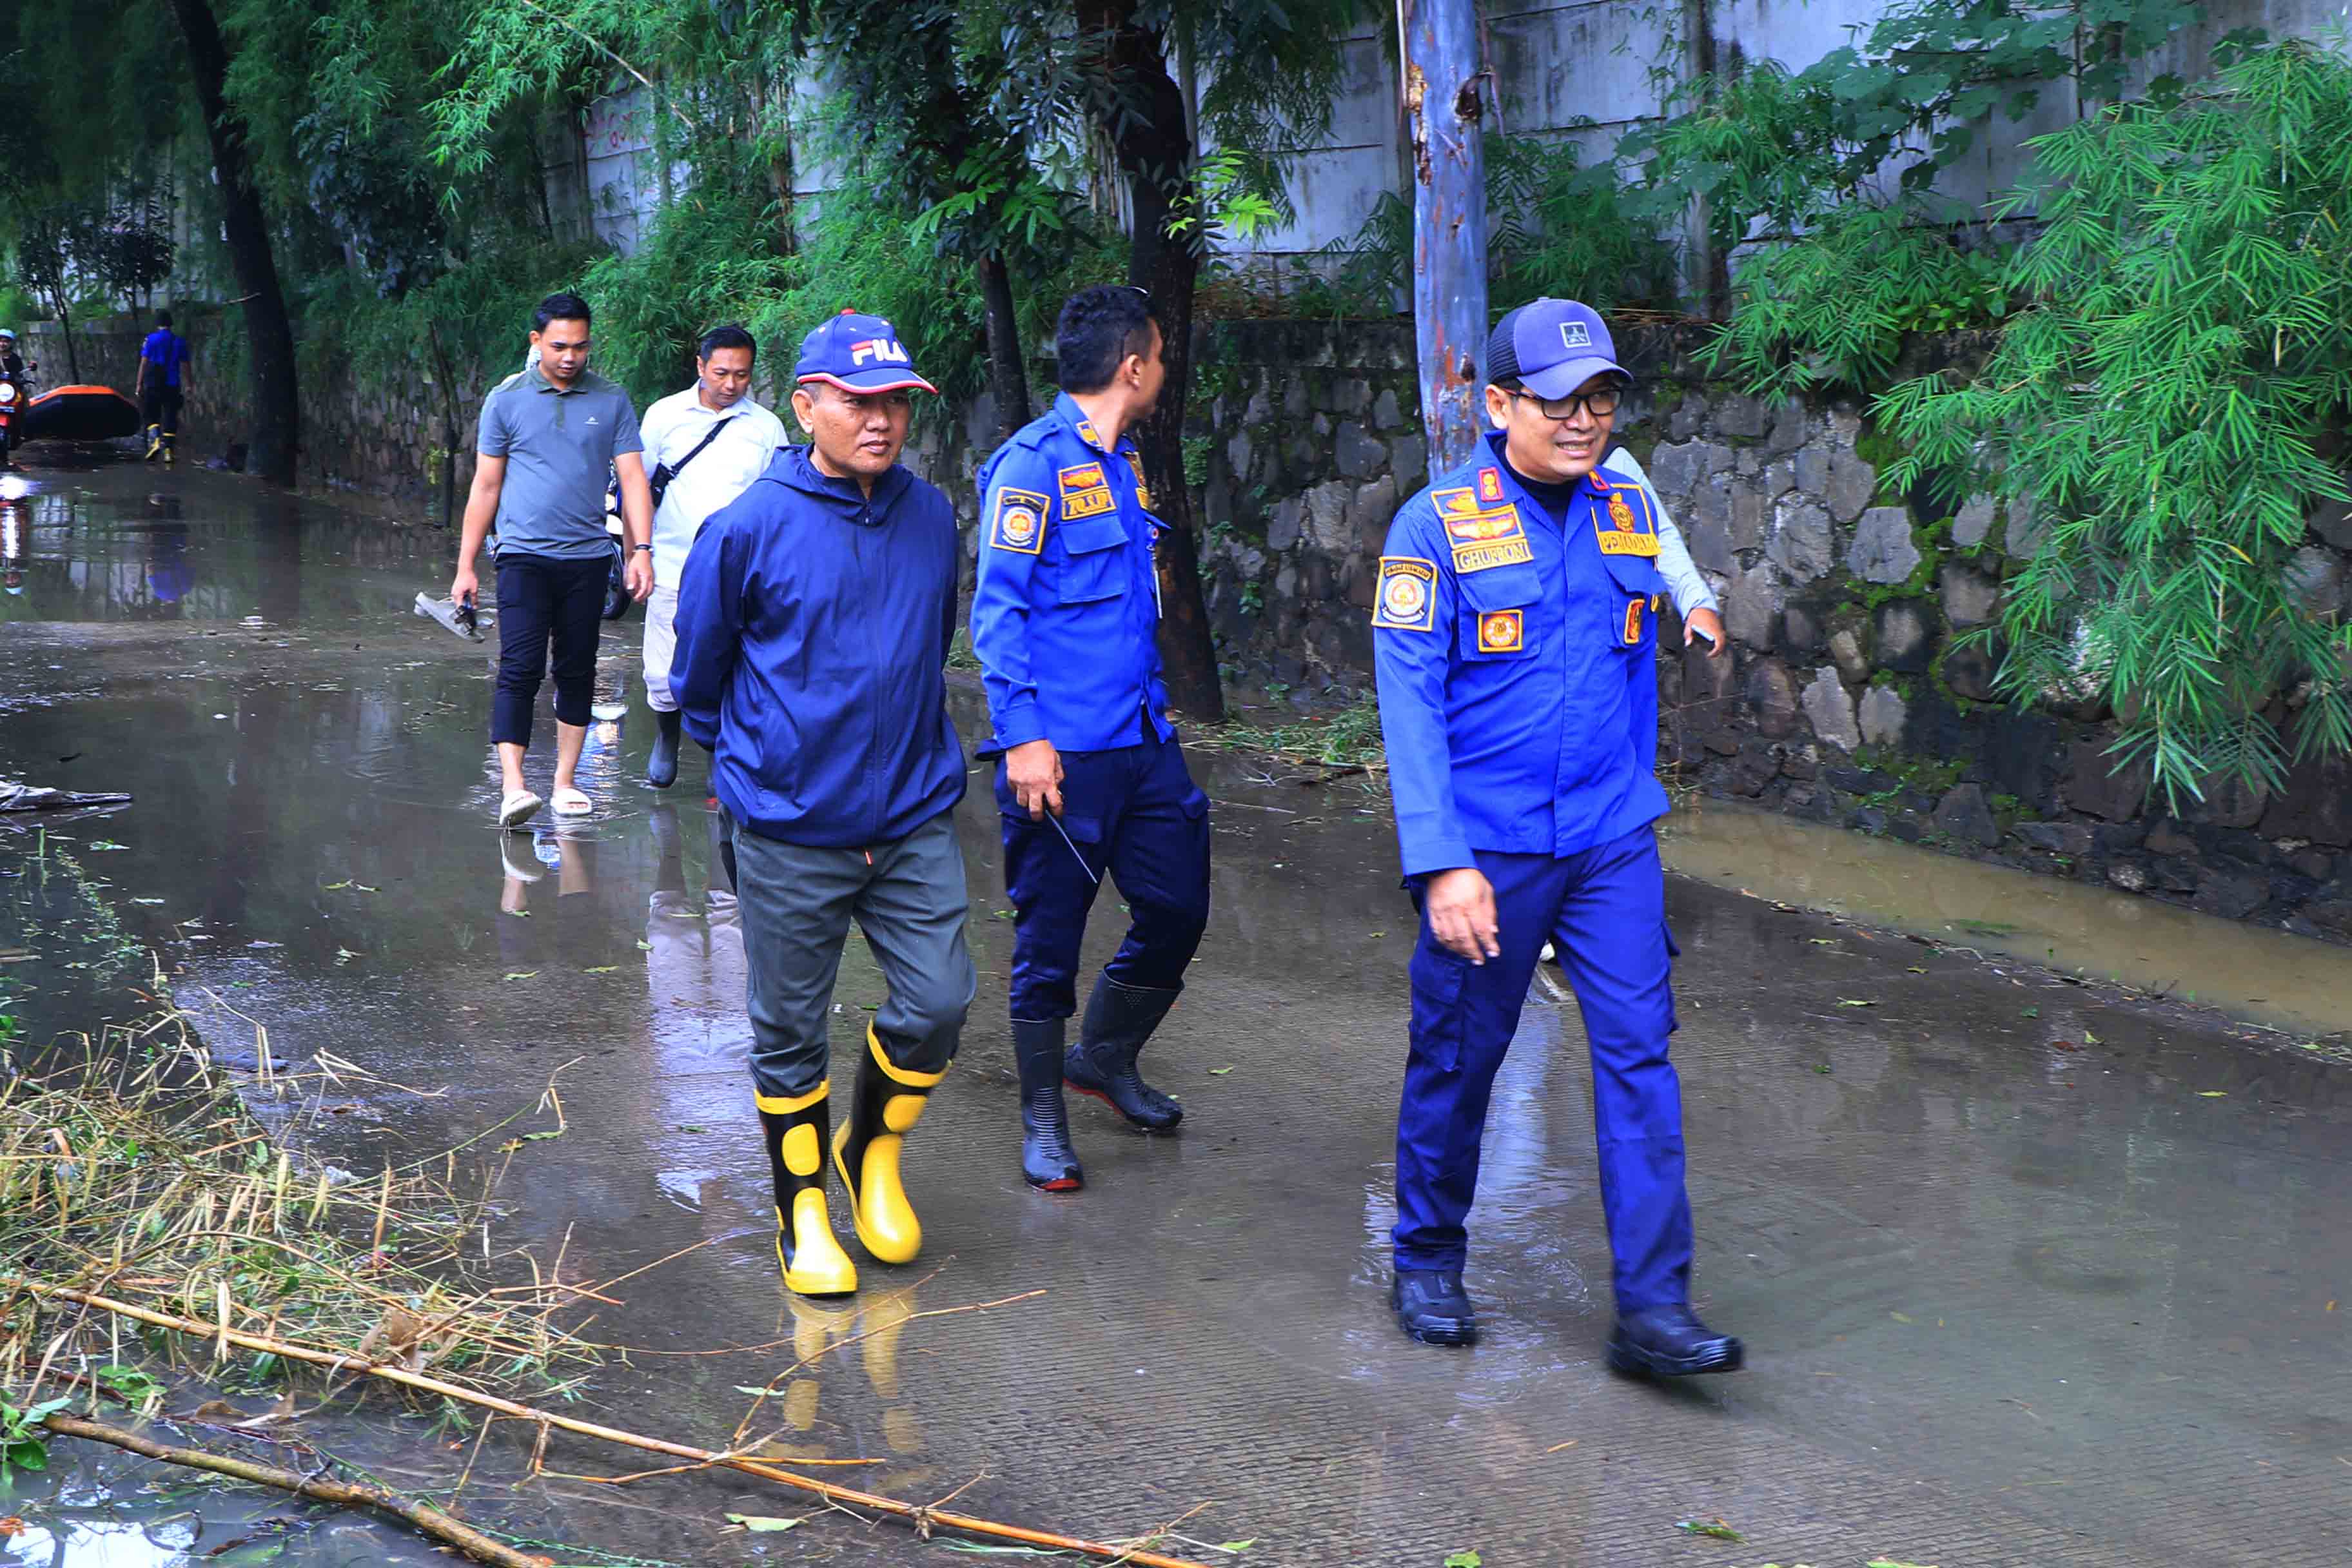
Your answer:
[1662,796,2352,1037]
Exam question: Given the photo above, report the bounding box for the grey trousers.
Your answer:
[732,809,977,1100]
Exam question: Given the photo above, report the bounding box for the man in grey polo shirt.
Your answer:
[451,291,654,827]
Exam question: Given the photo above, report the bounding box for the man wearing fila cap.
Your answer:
[669,311,974,1298]
[1369,298,1741,1376]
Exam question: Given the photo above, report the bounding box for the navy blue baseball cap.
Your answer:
[794,309,937,395]
[1486,298,1629,399]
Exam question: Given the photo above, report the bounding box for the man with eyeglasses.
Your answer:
[1369,298,1741,1377]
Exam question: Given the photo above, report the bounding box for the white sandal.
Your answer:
[550,787,594,817]
[499,789,542,829]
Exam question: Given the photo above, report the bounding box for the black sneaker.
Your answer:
[1607,1304,1743,1377]
[1391,1268,1476,1346]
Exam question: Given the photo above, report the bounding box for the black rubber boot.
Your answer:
[756,1089,857,1297]
[647,707,682,789]
[1013,1019,1082,1191]
[1392,1268,1476,1346]
[1064,975,1184,1131]
[1607,1304,1743,1377]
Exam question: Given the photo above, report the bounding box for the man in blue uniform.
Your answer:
[670,311,973,1298]
[971,286,1212,1193]
[1371,299,1741,1377]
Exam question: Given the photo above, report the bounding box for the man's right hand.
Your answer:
[1425,867,1501,965]
[449,563,478,609]
[1005,738,1063,821]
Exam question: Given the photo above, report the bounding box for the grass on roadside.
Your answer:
[1200,692,1388,776]
[0,1015,602,1422]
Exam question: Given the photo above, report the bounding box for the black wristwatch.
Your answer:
[631,543,653,553]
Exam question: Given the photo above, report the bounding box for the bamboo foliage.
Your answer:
[1881,39,2352,807]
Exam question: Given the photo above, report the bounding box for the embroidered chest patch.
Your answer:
[989,486,1049,554]
[1059,462,1116,520]
[1371,556,1438,631]
[1476,609,1524,653]
[1446,504,1535,573]
[1592,487,1659,558]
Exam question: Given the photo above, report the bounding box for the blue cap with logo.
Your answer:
[794,309,937,395]
[1485,298,1629,400]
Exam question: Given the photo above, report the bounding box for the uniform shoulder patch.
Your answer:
[988,486,1050,554]
[1371,555,1439,632]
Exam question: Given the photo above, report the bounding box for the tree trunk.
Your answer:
[51,298,79,382]
[1402,0,1489,473]
[975,251,1030,446]
[162,0,299,485]
[1077,0,1224,723]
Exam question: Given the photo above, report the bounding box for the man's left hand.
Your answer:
[1687,606,1729,660]
[625,551,654,602]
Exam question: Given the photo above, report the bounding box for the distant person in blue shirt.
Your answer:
[135,311,191,465]
[670,311,974,1301]
[1371,299,1741,1377]
[970,286,1213,1194]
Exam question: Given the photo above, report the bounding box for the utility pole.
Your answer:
[1400,0,1489,472]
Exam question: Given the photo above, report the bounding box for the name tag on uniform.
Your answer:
[1445,505,1534,573]
[1592,488,1660,557]
[1371,556,1438,631]
[1059,462,1116,519]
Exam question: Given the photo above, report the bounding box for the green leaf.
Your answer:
[1676,1518,1743,1541]
[1214,1542,1257,1554]
[725,1513,801,1533]
[1443,1554,1482,1567]
[502,971,536,981]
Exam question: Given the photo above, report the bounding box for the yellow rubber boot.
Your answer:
[755,1084,856,1297]
[831,1027,945,1266]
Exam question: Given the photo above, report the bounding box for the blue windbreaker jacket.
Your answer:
[670,446,966,847]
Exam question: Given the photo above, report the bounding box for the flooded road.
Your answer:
[4,462,2349,1566]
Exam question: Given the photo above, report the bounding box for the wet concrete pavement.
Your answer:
[5,462,2351,1566]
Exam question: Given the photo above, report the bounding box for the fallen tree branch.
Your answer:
[19,1282,1213,1568]
[39,1410,548,1568]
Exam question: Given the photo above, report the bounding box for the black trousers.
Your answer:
[492,552,606,749]
[142,382,183,440]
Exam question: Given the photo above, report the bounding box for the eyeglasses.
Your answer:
[1507,385,1623,421]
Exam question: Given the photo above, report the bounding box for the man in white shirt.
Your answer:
[638,324,788,787]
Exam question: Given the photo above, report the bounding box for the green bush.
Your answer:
[1879,39,2352,805]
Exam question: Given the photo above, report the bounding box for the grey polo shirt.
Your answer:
[477,364,644,560]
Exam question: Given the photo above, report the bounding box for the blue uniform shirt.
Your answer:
[971,392,1173,755]
[141,329,190,387]
[670,446,966,848]
[1373,431,1669,878]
